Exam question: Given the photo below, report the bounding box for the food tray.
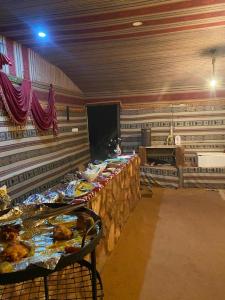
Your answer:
[0,204,102,285]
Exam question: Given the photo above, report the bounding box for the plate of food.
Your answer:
[64,181,95,199]
[0,205,102,276]
[74,181,95,197]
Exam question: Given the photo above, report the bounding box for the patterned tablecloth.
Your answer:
[75,155,141,269]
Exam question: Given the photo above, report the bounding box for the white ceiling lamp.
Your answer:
[210,78,217,88]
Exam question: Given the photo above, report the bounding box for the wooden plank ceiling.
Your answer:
[1,0,225,101]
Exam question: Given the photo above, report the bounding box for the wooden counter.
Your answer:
[139,145,185,167]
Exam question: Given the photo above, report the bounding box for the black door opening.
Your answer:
[87,104,120,160]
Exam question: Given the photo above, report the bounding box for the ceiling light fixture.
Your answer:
[210,51,217,89]
[38,32,46,38]
[210,78,217,88]
[132,21,143,27]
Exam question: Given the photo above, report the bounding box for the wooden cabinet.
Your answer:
[139,145,185,167]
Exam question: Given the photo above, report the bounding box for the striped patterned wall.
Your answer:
[182,167,225,189]
[0,36,90,203]
[141,165,179,188]
[28,49,82,94]
[121,99,225,189]
[120,99,225,166]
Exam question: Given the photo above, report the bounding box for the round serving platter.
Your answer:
[0,204,102,284]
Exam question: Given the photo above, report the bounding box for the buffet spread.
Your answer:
[0,155,135,276]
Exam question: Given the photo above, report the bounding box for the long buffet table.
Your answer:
[89,155,141,269]
[67,154,141,268]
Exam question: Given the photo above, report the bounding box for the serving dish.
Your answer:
[0,204,102,284]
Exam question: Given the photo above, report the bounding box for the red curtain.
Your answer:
[31,85,58,135]
[0,71,32,124]
[0,62,58,135]
[0,53,12,69]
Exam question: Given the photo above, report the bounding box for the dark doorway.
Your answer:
[87,104,120,160]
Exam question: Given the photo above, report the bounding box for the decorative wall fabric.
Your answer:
[31,84,58,135]
[28,49,81,94]
[0,70,31,124]
[0,36,89,203]
[140,165,225,189]
[0,55,58,135]
[0,105,90,203]
[121,101,225,165]
[0,53,12,69]
[121,101,225,189]
[140,165,179,188]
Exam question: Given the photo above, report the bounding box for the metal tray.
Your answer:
[0,204,102,285]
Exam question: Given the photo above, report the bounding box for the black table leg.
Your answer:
[91,250,97,300]
[44,276,49,300]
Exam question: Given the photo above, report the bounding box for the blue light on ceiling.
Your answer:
[38,32,46,38]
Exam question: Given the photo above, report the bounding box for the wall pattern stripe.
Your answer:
[0,103,90,202]
[120,100,225,167]
[12,154,90,203]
